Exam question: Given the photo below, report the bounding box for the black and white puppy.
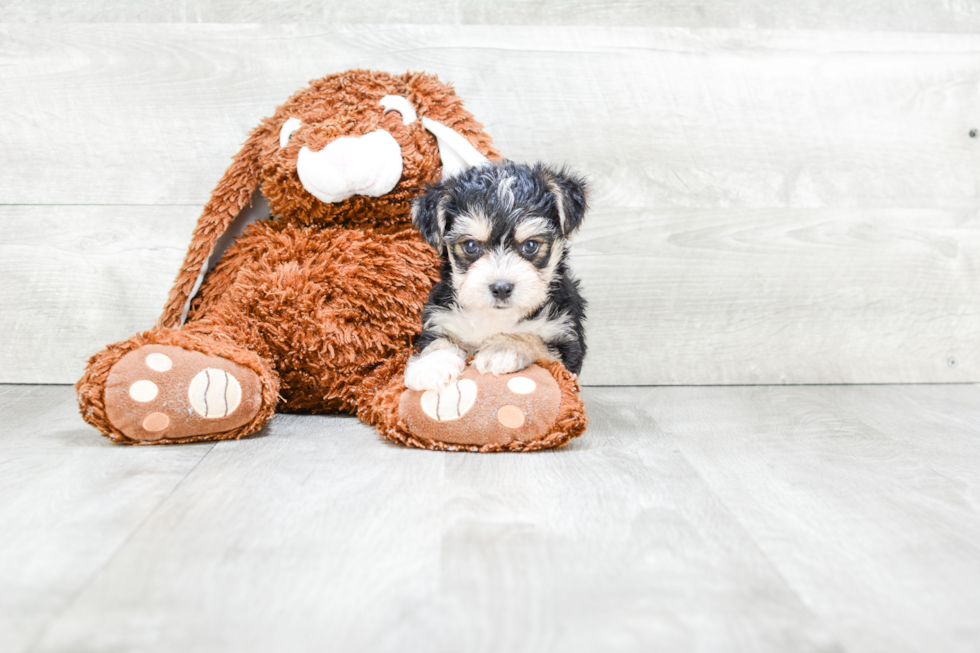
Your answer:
[404,161,588,392]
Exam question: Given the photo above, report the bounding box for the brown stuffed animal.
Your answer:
[76,69,587,452]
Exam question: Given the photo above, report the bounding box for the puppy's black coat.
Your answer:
[412,161,589,374]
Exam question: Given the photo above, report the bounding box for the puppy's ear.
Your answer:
[412,183,447,254]
[543,166,589,237]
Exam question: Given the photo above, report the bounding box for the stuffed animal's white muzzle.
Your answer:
[296,129,403,204]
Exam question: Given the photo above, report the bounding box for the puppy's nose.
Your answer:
[490,281,514,300]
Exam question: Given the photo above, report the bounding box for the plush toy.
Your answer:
[76,70,587,452]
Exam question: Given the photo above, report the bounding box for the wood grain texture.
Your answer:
[646,383,980,653]
[2,23,978,384]
[6,204,976,385]
[24,385,838,653]
[2,0,979,32]
[31,411,451,653]
[574,207,980,384]
[0,385,212,653]
[8,382,980,652]
[429,399,835,653]
[0,206,198,383]
[2,25,979,208]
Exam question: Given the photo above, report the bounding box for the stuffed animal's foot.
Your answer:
[102,344,265,443]
[386,361,587,452]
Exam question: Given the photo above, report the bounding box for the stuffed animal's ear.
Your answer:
[543,166,589,237]
[403,72,500,178]
[421,117,490,180]
[158,125,266,328]
[412,183,448,254]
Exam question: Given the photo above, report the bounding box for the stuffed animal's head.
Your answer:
[240,70,499,230]
[161,70,499,327]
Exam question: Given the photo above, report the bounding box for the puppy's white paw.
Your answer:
[404,348,466,391]
[474,346,532,376]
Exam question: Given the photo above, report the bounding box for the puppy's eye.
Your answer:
[279,117,301,148]
[521,240,541,256]
[461,240,483,257]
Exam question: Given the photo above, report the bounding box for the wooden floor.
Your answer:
[3,383,979,652]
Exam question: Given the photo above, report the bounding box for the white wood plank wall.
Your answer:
[2,0,979,32]
[1,5,978,385]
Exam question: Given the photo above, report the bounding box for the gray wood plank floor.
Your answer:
[5,383,980,653]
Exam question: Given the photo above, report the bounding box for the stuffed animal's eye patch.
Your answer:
[279,117,302,147]
[380,95,418,126]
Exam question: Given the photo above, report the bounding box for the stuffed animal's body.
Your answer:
[76,70,587,451]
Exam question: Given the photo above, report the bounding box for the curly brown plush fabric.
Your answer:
[75,69,587,451]
[158,70,497,329]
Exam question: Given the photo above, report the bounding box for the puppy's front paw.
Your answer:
[474,346,533,376]
[404,348,466,391]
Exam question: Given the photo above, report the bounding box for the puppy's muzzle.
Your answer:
[490,281,514,300]
[296,130,403,204]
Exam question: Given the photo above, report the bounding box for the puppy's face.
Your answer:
[446,208,560,314]
[413,162,588,316]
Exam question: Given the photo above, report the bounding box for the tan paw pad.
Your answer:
[142,412,170,432]
[104,344,262,442]
[399,364,561,448]
[496,405,526,429]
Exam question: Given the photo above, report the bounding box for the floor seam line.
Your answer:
[23,442,218,653]
[660,423,850,652]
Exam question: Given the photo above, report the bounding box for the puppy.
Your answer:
[404,161,588,392]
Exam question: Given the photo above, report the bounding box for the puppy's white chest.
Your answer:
[440,308,523,349]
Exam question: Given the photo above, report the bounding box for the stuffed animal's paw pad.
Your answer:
[507,376,536,394]
[104,344,262,442]
[419,378,477,421]
[493,376,537,429]
[398,365,562,449]
[145,352,173,371]
[188,368,243,418]
[496,404,525,428]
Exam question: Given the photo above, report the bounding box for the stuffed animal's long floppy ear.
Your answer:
[158,127,266,328]
[542,165,589,237]
[411,182,448,254]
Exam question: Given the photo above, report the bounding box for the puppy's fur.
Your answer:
[404,161,588,392]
